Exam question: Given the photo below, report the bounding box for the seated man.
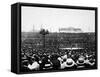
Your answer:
[66,58,76,68]
[27,61,40,70]
[76,56,85,68]
[50,54,61,70]
[39,54,50,70]
[85,57,95,67]
[51,59,61,70]
[24,58,40,71]
[58,57,63,64]
[60,59,67,69]
[43,59,53,70]
[88,58,95,66]
[61,58,76,69]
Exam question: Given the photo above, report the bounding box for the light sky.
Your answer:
[21,6,95,32]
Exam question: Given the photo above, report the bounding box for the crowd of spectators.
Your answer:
[21,38,96,72]
[21,32,95,72]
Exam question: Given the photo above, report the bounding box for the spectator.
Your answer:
[27,58,40,70]
[66,58,76,68]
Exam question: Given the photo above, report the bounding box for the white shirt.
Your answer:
[61,62,67,69]
[58,57,63,63]
[62,55,67,60]
[28,61,40,70]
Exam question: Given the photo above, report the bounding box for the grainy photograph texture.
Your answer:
[20,5,97,73]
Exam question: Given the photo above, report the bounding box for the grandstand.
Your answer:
[21,32,95,49]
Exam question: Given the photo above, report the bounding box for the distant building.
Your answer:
[59,27,83,33]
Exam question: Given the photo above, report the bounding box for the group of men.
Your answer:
[22,51,95,71]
